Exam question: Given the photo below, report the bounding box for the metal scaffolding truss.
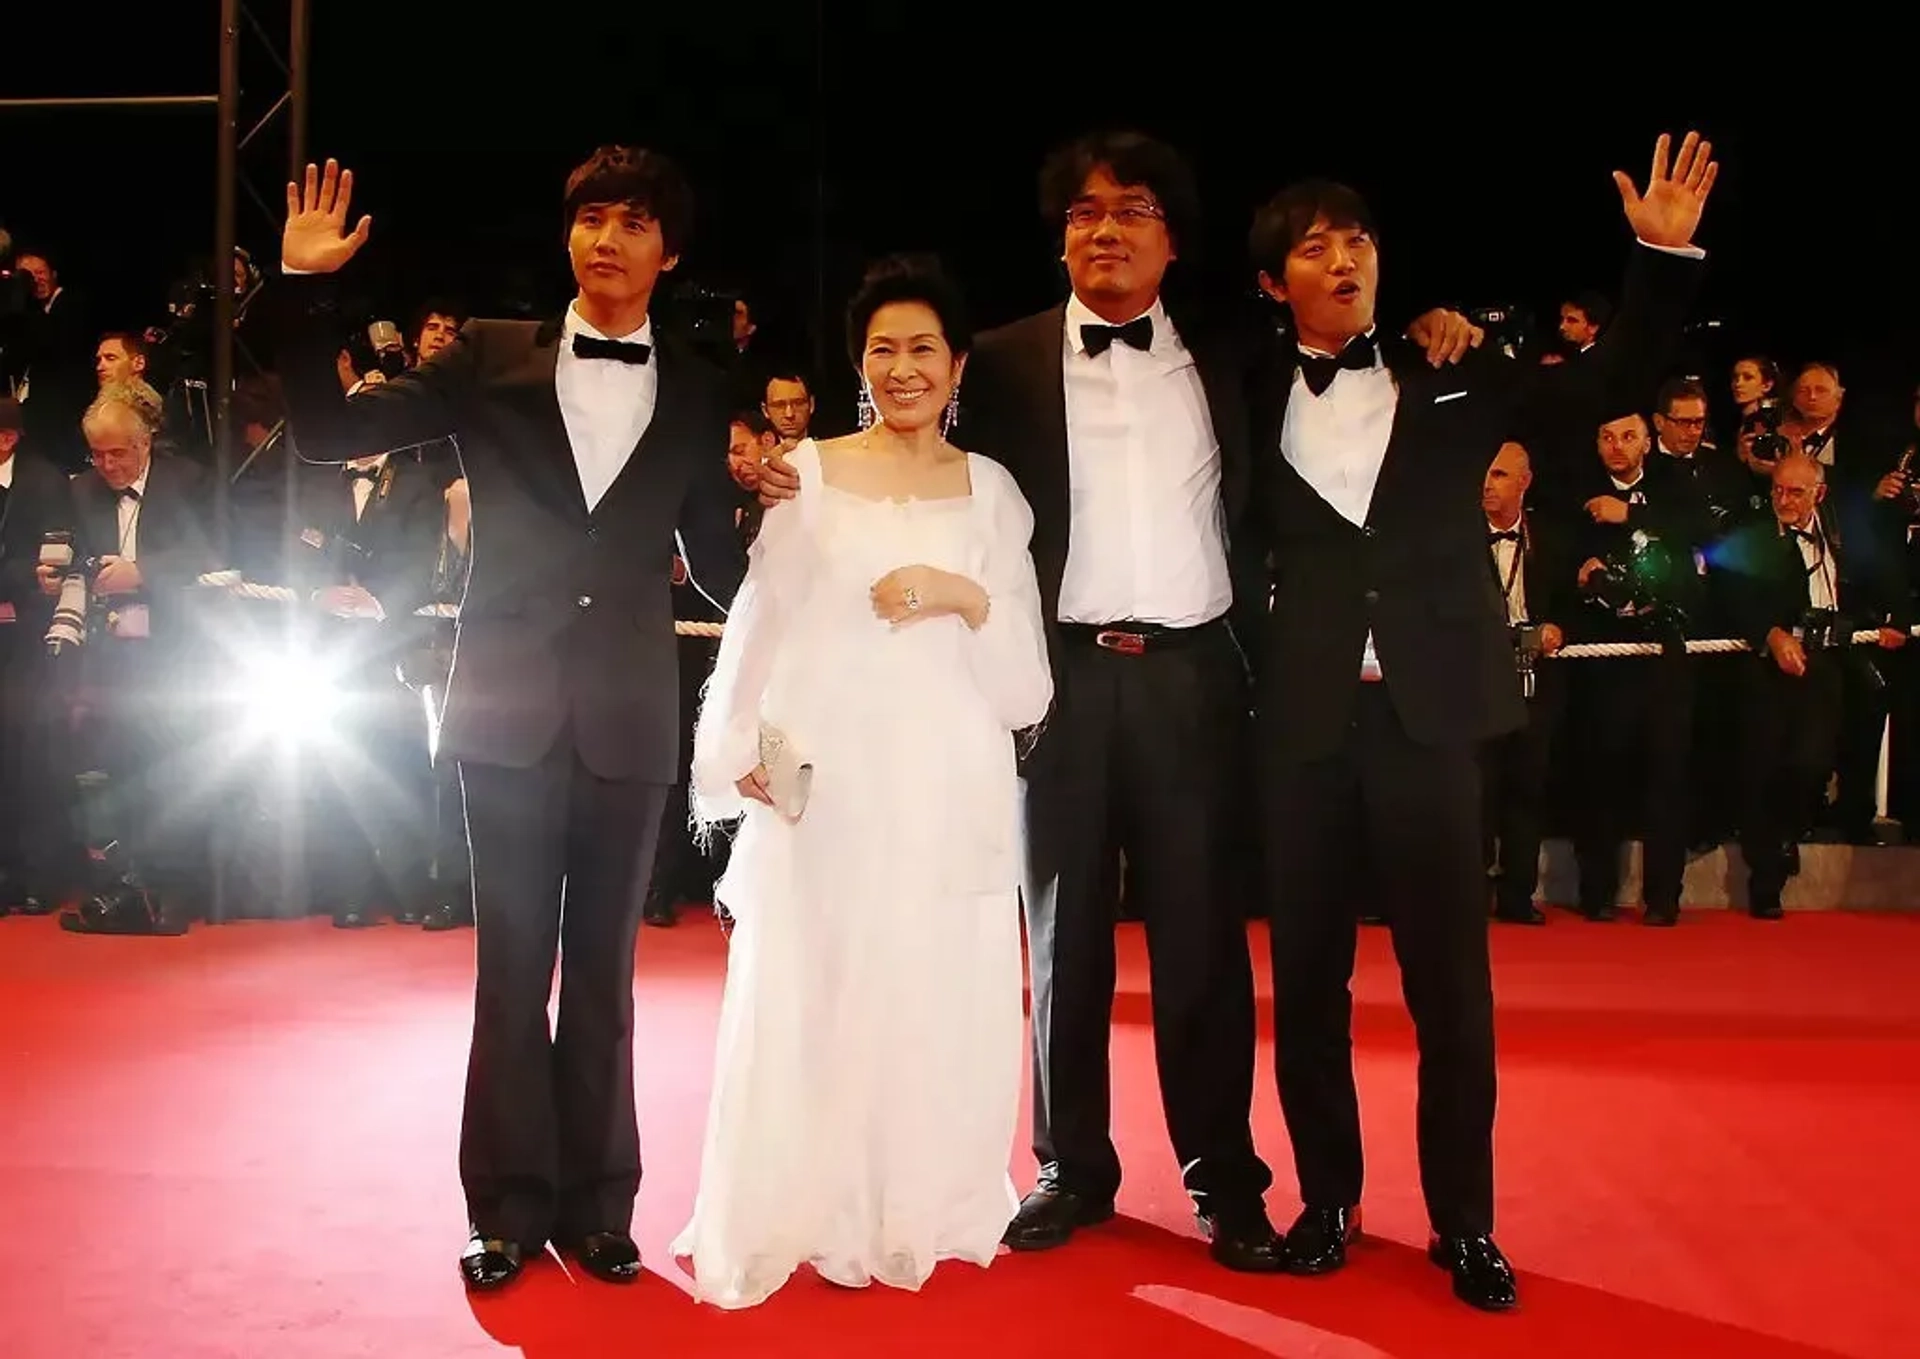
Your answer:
[0,0,311,548]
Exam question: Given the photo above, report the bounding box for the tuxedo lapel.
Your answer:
[590,335,689,525]
[497,318,588,518]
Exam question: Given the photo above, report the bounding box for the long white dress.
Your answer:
[672,440,1054,1309]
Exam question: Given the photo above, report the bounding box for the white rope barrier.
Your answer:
[1552,625,1919,659]
[190,578,1917,653]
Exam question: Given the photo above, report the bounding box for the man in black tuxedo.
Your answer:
[0,397,73,914]
[272,151,746,1291]
[1477,441,1576,925]
[1243,132,1715,1309]
[271,448,446,926]
[1566,408,1715,922]
[1721,454,1912,916]
[757,129,1474,1272]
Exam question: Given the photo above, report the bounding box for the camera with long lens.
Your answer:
[1797,607,1890,695]
[39,531,105,655]
[1511,622,1547,699]
[1470,302,1530,361]
[1582,529,1693,646]
[1742,405,1790,465]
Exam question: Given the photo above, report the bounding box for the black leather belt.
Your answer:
[1059,617,1222,656]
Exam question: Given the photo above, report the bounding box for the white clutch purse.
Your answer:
[758,723,814,821]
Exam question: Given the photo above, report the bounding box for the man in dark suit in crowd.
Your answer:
[0,397,73,914]
[1243,132,1714,1309]
[272,150,746,1291]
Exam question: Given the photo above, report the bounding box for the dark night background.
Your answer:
[6,7,1915,418]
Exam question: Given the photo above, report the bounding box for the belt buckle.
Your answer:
[1095,629,1147,656]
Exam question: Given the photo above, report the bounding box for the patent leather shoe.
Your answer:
[459,1235,525,1292]
[1002,1186,1114,1251]
[562,1231,642,1283]
[1428,1233,1517,1311]
[1282,1205,1359,1274]
[1197,1203,1286,1272]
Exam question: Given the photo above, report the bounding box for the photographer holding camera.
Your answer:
[0,398,74,914]
[255,426,446,928]
[1567,407,1714,924]
[38,385,218,930]
[1724,454,1912,915]
[1477,442,1577,926]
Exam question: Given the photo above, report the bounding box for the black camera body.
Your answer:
[1797,607,1851,651]
[1511,622,1547,699]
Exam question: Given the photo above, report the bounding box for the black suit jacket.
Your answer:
[953,302,1262,763]
[70,455,219,612]
[1247,245,1702,763]
[274,455,446,628]
[271,277,746,782]
[0,450,74,641]
[1567,453,1715,640]
[1720,509,1915,651]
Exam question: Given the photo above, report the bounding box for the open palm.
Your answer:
[282,159,372,274]
[1614,132,1718,251]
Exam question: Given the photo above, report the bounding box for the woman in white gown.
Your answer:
[673,255,1054,1308]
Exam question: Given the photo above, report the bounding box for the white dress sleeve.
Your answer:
[689,472,806,827]
[966,457,1054,732]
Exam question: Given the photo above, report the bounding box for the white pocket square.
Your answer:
[1433,390,1468,405]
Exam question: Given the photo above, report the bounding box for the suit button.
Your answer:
[576,594,592,608]
[586,524,599,541]
[1362,526,1376,538]
[1364,589,1380,604]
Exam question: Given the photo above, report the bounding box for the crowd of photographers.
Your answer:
[1,232,1917,935]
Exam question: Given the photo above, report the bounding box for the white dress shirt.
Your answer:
[1487,516,1528,625]
[556,303,657,512]
[0,455,14,491]
[1280,328,1394,676]
[116,463,151,562]
[1057,294,1231,627]
[347,453,388,522]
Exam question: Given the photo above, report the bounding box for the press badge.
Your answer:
[301,527,326,551]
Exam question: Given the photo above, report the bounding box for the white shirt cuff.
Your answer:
[1636,238,1705,260]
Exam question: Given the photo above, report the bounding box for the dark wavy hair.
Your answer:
[1038,129,1201,255]
[844,253,972,369]
[562,145,695,257]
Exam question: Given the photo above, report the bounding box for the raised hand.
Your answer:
[283,159,373,274]
[1613,132,1718,251]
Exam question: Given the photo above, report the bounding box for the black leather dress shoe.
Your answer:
[1197,1204,1286,1272]
[420,902,471,931]
[459,1235,525,1292]
[1493,903,1547,925]
[1002,1187,1115,1251]
[1429,1233,1517,1311]
[1282,1205,1360,1274]
[562,1231,642,1283]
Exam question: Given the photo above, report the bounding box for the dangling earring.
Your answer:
[941,385,961,438]
[856,384,876,432]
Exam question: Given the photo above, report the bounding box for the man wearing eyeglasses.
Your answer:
[759,370,814,452]
[1652,375,1753,536]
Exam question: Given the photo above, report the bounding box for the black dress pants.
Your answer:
[457,739,667,1247]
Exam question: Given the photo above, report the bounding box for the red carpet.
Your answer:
[2,909,1915,1359]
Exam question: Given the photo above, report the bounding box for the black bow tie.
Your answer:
[572,334,652,365]
[1791,527,1819,544]
[117,486,141,503]
[1803,428,1832,453]
[345,466,379,481]
[1487,529,1521,544]
[1080,316,1153,357]
[1298,333,1377,396]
